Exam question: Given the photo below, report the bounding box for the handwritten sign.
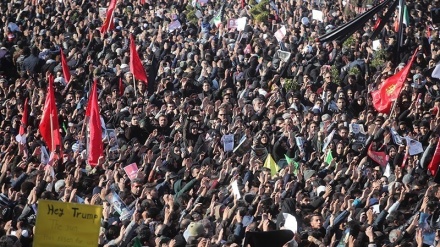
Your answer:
[34,200,102,247]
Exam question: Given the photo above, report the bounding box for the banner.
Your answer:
[34,200,102,247]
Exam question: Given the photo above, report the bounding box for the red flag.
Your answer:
[374,18,381,30]
[60,48,71,83]
[241,0,245,9]
[86,80,103,166]
[372,49,418,113]
[100,0,117,34]
[119,77,124,96]
[394,19,399,33]
[19,98,28,136]
[428,141,440,175]
[39,74,62,153]
[129,34,148,84]
[367,143,388,167]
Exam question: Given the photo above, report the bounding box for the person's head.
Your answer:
[338,126,349,139]
[131,178,143,196]
[158,115,168,127]
[324,73,332,82]
[336,97,346,110]
[131,115,139,126]
[389,229,402,243]
[202,81,210,92]
[0,235,22,247]
[218,108,228,122]
[252,97,264,112]
[309,213,323,229]
[419,121,429,135]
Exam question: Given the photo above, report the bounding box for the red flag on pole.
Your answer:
[119,77,124,96]
[86,80,103,166]
[39,74,62,153]
[60,48,71,83]
[19,98,28,136]
[428,139,440,175]
[100,0,117,34]
[129,34,148,84]
[371,48,418,113]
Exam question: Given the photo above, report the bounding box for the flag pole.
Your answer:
[49,112,54,153]
[397,0,404,53]
[133,77,137,97]
[389,100,398,119]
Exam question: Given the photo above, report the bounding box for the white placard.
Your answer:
[432,64,440,79]
[274,26,286,42]
[223,134,235,152]
[99,8,107,19]
[277,50,291,62]
[282,213,298,233]
[372,39,381,51]
[405,137,424,155]
[168,20,181,32]
[312,10,324,22]
[231,180,241,199]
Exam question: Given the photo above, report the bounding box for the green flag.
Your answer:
[325,150,333,165]
[62,122,67,133]
[133,237,142,247]
[285,154,299,175]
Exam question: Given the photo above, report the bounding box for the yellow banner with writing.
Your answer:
[34,200,103,247]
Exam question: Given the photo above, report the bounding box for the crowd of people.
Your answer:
[0,0,439,246]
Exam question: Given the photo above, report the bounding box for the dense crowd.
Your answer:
[0,0,439,246]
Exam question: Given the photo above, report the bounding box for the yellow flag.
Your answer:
[264,154,278,176]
